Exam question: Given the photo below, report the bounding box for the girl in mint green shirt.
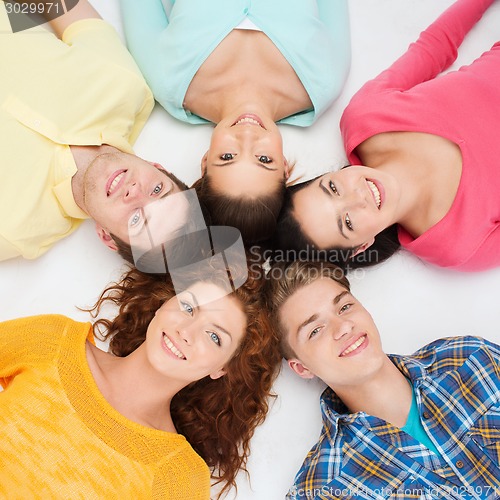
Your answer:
[119,0,350,243]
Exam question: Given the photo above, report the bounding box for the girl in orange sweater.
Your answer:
[0,257,279,499]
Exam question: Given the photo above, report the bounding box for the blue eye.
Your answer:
[220,153,235,161]
[152,183,162,195]
[181,301,194,315]
[129,211,141,228]
[209,331,221,346]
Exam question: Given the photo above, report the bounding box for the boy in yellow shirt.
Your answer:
[0,1,189,261]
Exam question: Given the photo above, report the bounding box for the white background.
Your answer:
[1,1,500,498]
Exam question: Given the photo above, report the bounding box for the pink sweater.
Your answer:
[341,0,499,271]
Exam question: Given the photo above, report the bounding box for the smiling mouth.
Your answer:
[163,333,186,360]
[366,180,381,209]
[340,335,367,357]
[107,171,126,197]
[231,114,265,129]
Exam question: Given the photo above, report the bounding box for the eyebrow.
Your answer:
[185,291,199,308]
[333,291,351,305]
[295,290,352,338]
[212,161,277,171]
[212,323,233,340]
[319,179,349,241]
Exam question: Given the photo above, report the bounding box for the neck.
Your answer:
[70,144,118,212]
[88,343,186,432]
[334,357,412,428]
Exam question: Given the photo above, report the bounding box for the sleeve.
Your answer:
[119,0,169,81]
[458,225,500,272]
[62,18,147,78]
[482,336,500,366]
[0,316,57,388]
[352,0,494,96]
[316,0,351,88]
[0,234,21,262]
[0,315,83,389]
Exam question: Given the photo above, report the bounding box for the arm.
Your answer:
[0,316,44,388]
[119,0,169,79]
[26,0,102,39]
[457,226,500,272]
[355,0,495,95]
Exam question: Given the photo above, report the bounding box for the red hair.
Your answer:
[88,260,280,497]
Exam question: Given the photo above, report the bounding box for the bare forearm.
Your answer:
[10,0,101,38]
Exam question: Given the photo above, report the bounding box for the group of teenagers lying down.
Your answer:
[1,0,500,498]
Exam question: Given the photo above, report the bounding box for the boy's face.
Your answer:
[279,278,386,390]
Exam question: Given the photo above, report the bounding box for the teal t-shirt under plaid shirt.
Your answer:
[287,336,500,500]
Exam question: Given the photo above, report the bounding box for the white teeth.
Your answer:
[108,172,125,195]
[340,335,366,356]
[367,180,381,208]
[235,117,261,126]
[163,334,185,359]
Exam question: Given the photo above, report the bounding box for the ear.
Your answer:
[200,152,208,176]
[284,157,291,179]
[209,367,226,380]
[351,237,375,258]
[95,224,118,252]
[147,161,165,171]
[287,358,315,380]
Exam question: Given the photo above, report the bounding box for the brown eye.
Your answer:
[345,214,353,231]
[258,155,272,164]
[329,181,339,195]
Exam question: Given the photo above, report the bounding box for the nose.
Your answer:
[234,124,262,143]
[333,318,354,341]
[124,182,143,202]
[344,186,368,209]
[177,319,195,345]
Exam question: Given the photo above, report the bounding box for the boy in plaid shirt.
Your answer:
[266,261,500,500]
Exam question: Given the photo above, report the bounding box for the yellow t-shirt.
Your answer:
[0,5,154,260]
[0,314,211,499]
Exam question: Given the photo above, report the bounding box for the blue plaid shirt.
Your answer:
[287,337,500,500]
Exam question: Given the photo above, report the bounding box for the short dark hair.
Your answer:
[273,175,401,270]
[192,174,286,245]
[265,260,350,360]
[111,169,191,264]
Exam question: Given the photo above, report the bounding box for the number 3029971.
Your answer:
[5,2,61,15]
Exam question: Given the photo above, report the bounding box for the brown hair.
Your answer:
[274,174,401,270]
[192,174,286,244]
[87,258,280,497]
[265,260,350,360]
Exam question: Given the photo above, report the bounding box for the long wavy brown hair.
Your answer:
[87,257,280,498]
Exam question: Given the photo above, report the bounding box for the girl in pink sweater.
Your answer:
[277,0,500,272]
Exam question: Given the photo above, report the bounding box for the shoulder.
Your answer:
[409,336,500,373]
[154,440,210,498]
[0,314,91,354]
[0,315,92,382]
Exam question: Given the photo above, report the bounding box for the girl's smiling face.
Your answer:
[292,167,401,252]
[145,282,247,383]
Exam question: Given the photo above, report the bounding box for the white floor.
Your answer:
[1,1,500,498]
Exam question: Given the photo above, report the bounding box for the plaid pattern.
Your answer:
[287,337,500,500]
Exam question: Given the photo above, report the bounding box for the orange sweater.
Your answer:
[0,315,210,499]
